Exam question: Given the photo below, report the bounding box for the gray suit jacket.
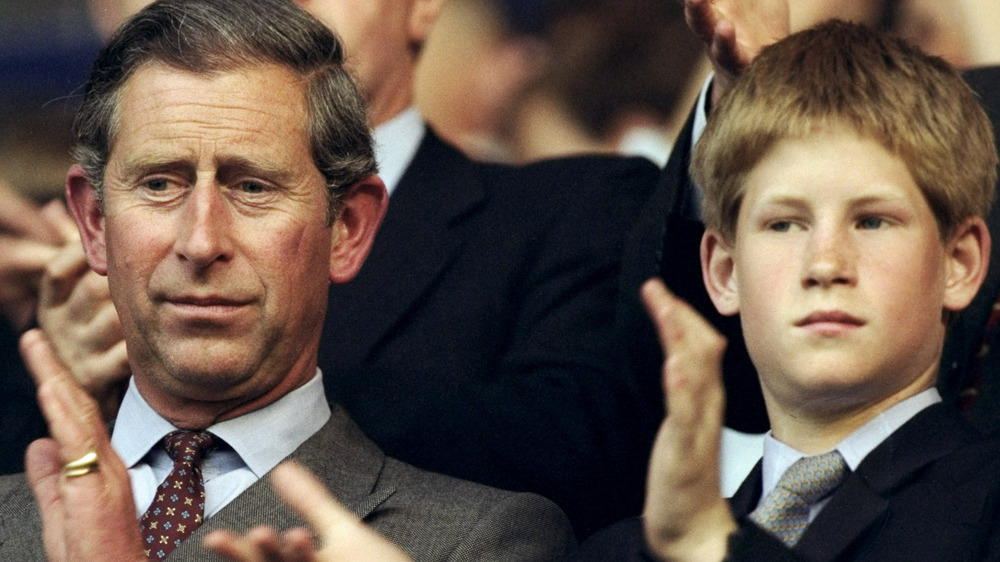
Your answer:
[0,405,576,561]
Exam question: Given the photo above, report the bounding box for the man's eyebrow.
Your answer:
[117,155,196,181]
[216,155,299,183]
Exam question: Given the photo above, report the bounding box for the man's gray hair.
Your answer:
[73,0,376,223]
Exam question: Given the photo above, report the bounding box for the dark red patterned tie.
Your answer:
[140,430,215,560]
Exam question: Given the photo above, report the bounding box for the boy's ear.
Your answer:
[701,229,740,316]
[942,216,991,312]
[65,164,109,276]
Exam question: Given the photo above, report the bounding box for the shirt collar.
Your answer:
[111,369,331,478]
[372,106,425,196]
[758,387,941,499]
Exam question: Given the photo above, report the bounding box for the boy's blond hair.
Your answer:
[692,20,997,244]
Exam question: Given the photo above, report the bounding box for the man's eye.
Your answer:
[146,178,171,191]
[769,221,792,232]
[240,181,267,194]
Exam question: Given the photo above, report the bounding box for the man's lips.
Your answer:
[161,295,255,319]
[166,295,252,307]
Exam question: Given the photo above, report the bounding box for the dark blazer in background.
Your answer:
[573,404,1000,561]
[941,65,1000,432]
[614,107,769,451]
[320,128,659,538]
[0,319,45,475]
[0,404,576,561]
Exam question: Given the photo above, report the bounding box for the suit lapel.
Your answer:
[793,404,977,561]
[324,128,487,366]
[170,405,396,560]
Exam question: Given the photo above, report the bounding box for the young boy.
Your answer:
[575,20,1000,562]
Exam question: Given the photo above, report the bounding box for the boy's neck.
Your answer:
[765,378,937,455]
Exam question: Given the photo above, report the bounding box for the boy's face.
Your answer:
[703,128,987,422]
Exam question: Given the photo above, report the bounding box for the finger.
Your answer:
[269,462,348,541]
[0,181,63,244]
[203,529,268,562]
[39,199,80,244]
[685,0,720,44]
[20,329,108,462]
[24,438,68,560]
[39,242,91,309]
[709,20,744,76]
[0,236,61,280]
[279,528,319,561]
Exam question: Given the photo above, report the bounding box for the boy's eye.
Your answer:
[769,220,793,232]
[857,216,885,229]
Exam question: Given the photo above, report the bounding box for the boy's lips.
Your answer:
[795,310,865,330]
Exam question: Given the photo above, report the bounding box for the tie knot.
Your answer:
[162,430,214,463]
[778,450,848,504]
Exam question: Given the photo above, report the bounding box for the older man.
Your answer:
[0,1,574,560]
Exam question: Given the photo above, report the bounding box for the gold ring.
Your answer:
[63,449,99,477]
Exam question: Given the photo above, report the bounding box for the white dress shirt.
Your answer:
[111,370,331,518]
[371,106,425,196]
[756,387,942,521]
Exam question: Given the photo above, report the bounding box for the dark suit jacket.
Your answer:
[614,107,768,449]
[319,127,659,537]
[940,66,1000,432]
[0,318,45,475]
[0,404,576,561]
[573,404,1000,561]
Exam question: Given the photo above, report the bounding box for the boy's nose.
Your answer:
[803,230,855,288]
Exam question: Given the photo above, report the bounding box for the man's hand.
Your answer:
[640,279,737,562]
[0,180,76,330]
[20,328,146,562]
[681,0,789,106]
[204,461,413,562]
[38,242,129,421]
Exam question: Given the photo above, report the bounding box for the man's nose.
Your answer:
[173,184,234,269]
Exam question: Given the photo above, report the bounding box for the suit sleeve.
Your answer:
[446,492,577,562]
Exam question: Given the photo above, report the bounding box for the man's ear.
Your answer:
[408,0,447,45]
[65,164,108,276]
[329,175,389,284]
[942,216,991,312]
[701,229,740,316]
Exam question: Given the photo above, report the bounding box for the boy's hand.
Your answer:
[20,329,146,562]
[204,461,413,562]
[681,0,789,106]
[640,279,737,562]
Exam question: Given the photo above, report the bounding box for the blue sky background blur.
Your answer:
[0,0,103,200]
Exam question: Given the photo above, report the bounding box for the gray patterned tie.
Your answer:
[748,450,848,547]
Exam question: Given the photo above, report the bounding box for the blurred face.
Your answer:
[893,0,971,67]
[77,63,336,425]
[291,0,419,124]
[707,130,969,424]
[790,0,886,30]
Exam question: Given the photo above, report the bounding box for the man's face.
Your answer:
[707,129,970,424]
[82,63,336,422]
[291,0,417,120]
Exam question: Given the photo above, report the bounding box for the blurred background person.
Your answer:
[0,0,151,475]
[415,0,708,166]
